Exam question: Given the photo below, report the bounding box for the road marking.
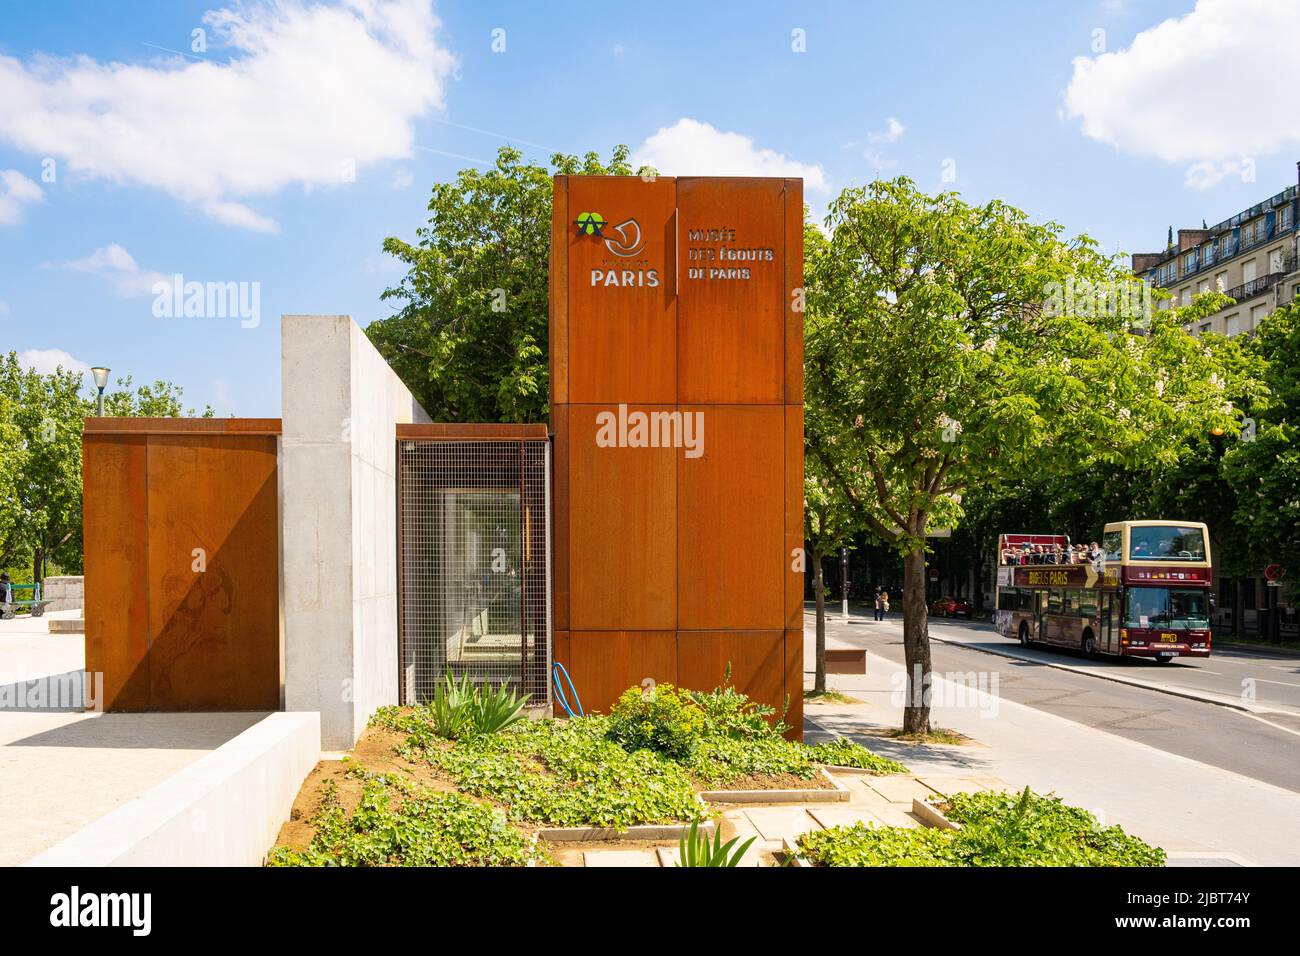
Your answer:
[1252,677,1300,689]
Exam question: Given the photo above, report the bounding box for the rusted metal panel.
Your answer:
[83,434,150,710]
[677,404,785,630]
[82,425,280,711]
[564,175,678,404]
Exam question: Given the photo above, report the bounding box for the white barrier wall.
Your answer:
[280,315,430,749]
[25,712,320,867]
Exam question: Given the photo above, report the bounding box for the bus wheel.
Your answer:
[1019,622,1030,647]
[1081,631,1096,660]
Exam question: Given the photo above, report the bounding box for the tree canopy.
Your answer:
[367,145,652,422]
[803,177,1242,732]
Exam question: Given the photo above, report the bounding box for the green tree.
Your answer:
[804,178,1238,734]
[368,145,652,422]
[0,357,208,582]
[1224,302,1300,581]
[0,354,87,581]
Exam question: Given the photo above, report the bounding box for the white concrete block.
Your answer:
[281,314,428,750]
[25,712,321,867]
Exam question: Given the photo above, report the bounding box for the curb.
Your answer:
[911,797,961,831]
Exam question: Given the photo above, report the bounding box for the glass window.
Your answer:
[1124,587,1210,629]
[998,588,1019,611]
[1102,530,1123,562]
[1047,589,1063,613]
[1128,525,1206,561]
[1078,590,1098,617]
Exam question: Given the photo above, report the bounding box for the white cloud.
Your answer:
[19,348,90,379]
[1065,0,1300,167]
[62,243,168,297]
[868,117,905,145]
[631,118,829,192]
[390,167,414,189]
[0,169,43,225]
[0,0,456,230]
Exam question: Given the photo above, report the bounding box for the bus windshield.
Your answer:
[1128,525,1206,561]
[1124,587,1210,629]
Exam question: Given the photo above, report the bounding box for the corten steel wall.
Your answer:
[549,175,805,737]
[83,418,282,711]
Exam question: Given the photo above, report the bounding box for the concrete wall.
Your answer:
[42,575,83,613]
[25,712,320,867]
[281,315,429,749]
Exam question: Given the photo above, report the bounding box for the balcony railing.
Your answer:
[1225,272,1287,303]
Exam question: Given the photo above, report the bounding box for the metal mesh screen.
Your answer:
[398,439,550,706]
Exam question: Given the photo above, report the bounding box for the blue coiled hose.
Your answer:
[552,661,584,717]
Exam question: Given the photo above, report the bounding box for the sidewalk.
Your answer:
[804,634,1300,866]
[0,611,266,864]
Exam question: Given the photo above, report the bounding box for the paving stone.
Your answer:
[872,804,923,828]
[743,807,820,842]
[807,806,889,830]
[861,775,942,803]
[582,850,660,867]
[916,774,1009,796]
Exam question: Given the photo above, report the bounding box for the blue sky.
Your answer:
[1,0,1296,415]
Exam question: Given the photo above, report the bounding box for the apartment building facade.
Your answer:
[1128,168,1299,642]
[1132,172,1299,339]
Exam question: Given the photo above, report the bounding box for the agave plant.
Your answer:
[676,819,756,867]
[469,681,529,735]
[426,671,476,739]
[426,672,529,739]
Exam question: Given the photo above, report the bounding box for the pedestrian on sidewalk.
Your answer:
[881,590,891,616]
[873,586,883,621]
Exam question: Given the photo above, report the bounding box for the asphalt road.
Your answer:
[817,609,1300,794]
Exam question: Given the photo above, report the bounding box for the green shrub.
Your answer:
[941,787,1166,867]
[686,734,817,785]
[799,822,955,867]
[688,683,787,739]
[267,773,542,867]
[606,684,706,760]
[796,787,1165,867]
[805,738,908,775]
[423,716,706,830]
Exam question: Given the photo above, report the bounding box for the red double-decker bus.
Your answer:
[994,520,1213,663]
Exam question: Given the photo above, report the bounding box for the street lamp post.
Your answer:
[91,367,110,416]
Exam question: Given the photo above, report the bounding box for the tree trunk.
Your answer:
[902,546,932,735]
[812,548,827,693]
[33,547,44,587]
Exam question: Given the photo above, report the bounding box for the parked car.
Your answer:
[929,596,972,618]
